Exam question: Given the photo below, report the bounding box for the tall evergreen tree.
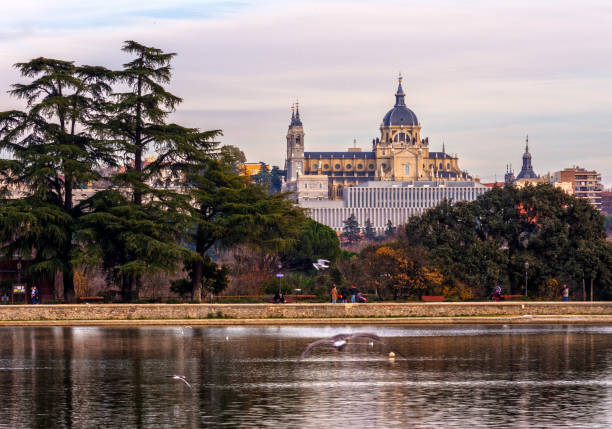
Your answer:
[364,218,376,240]
[80,41,219,301]
[185,157,306,301]
[0,58,115,302]
[269,166,285,193]
[252,162,272,189]
[342,213,361,245]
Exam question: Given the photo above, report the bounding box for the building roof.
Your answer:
[429,152,454,159]
[305,151,376,159]
[354,180,485,189]
[381,77,418,127]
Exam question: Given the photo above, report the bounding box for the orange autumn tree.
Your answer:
[362,245,444,299]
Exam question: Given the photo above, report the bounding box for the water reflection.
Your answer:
[0,325,610,428]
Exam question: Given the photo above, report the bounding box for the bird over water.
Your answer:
[296,333,406,362]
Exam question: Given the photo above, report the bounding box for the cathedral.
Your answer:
[285,76,475,200]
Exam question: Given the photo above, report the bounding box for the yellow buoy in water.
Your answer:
[388,351,396,359]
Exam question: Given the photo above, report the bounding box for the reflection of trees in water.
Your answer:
[0,328,611,427]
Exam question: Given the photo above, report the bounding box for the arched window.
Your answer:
[346,163,352,169]
[439,163,443,169]
[368,164,374,169]
[399,132,406,142]
[324,164,329,169]
[296,136,300,144]
[447,163,450,169]
[335,164,341,169]
[357,164,363,169]
[312,163,318,169]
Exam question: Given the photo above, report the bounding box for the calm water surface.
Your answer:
[0,325,611,428]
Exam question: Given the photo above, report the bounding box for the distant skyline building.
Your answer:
[284,76,475,200]
[554,167,602,209]
[515,136,538,180]
[302,180,488,232]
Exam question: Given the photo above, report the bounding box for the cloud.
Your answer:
[1,0,611,187]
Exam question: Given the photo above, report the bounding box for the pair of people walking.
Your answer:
[331,285,363,303]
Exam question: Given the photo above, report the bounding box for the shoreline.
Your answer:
[1,314,612,326]
[1,302,612,326]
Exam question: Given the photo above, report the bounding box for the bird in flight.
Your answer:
[312,259,330,270]
[166,375,193,389]
[296,333,406,362]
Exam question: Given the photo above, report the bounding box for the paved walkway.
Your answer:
[1,314,612,326]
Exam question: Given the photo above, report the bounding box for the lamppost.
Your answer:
[524,261,529,298]
[276,263,283,295]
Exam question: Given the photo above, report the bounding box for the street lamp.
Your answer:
[524,261,529,298]
[276,263,283,295]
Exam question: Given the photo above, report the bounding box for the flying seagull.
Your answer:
[312,259,330,270]
[296,333,406,362]
[166,375,193,389]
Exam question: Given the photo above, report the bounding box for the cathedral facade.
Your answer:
[285,76,474,200]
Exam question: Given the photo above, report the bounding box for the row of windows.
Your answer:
[346,186,486,208]
[310,163,376,170]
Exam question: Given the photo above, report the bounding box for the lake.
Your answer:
[0,325,611,428]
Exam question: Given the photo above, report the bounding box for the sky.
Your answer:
[1,0,611,187]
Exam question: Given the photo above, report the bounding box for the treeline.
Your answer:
[339,184,612,300]
[0,41,339,302]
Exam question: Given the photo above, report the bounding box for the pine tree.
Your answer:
[364,218,377,240]
[80,41,219,301]
[0,58,115,302]
[183,156,307,301]
[252,162,272,189]
[342,213,361,245]
[270,166,285,193]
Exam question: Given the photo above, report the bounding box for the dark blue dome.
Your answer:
[382,105,418,126]
[382,78,418,126]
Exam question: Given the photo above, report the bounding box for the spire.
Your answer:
[394,73,405,107]
[442,142,445,154]
[525,134,529,153]
[289,104,295,127]
[294,100,302,126]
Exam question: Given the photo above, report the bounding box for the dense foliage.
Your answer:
[0,42,320,302]
[404,184,612,299]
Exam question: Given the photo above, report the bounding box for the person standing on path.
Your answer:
[331,285,338,304]
[31,286,39,305]
[340,287,348,303]
[350,285,357,303]
[562,284,569,302]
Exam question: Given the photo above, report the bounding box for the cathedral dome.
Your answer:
[382,77,418,126]
[382,105,418,126]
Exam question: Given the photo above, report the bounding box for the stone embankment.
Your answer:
[0,302,612,325]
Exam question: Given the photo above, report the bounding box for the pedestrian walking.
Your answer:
[561,284,569,302]
[31,286,39,305]
[340,287,348,303]
[331,285,338,304]
[350,285,357,303]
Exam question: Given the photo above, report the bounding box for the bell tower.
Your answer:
[286,103,305,182]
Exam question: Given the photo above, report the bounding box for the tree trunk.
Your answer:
[133,275,142,301]
[121,275,132,302]
[590,277,594,302]
[191,258,203,303]
[133,76,143,206]
[582,277,586,301]
[63,269,75,303]
[64,173,73,211]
